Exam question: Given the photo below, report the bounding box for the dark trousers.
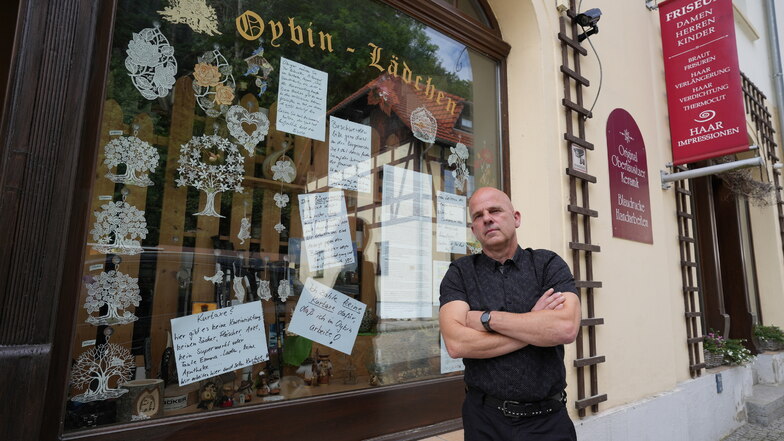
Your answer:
[462,390,577,441]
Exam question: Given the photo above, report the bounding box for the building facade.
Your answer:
[2,0,784,440]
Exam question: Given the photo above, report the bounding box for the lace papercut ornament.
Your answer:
[238,217,251,244]
[278,279,292,302]
[204,269,224,284]
[273,192,289,208]
[410,106,437,144]
[271,160,295,184]
[125,26,177,100]
[104,131,159,187]
[233,276,248,304]
[84,270,141,326]
[226,105,269,154]
[273,223,286,234]
[192,50,235,117]
[158,0,221,36]
[256,279,272,301]
[448,142,470,192]
[175,134,244,217]
[90,200,148,255]
[243,42,274,97]
[70,343,135,403]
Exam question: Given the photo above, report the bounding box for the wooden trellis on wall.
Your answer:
[557,1,607,417]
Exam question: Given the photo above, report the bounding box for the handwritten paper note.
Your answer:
[288,278,366,355]
[436,191,466,254]
[276,57,328,141]
[171,301,268,386]
[328,117,372,193]
[298,191,355,271]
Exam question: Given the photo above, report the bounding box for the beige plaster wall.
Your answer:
[488,0,695,416]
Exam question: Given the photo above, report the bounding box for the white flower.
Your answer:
[274,223,286,234]
[274,193,289,208]
[271,160,295,183]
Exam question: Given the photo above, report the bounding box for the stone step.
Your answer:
[746,383,784,426]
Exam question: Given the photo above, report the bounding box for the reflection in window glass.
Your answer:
[64,0,501,431]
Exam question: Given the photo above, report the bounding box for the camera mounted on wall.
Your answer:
[576,8,602,42]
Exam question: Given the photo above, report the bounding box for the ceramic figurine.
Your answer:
[255,371,270,397]
[197,381,218,410]
[316,352,333,385]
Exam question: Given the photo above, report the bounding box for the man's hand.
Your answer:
[532,288,565,311]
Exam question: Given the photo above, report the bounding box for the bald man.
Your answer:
[440,187,580,441]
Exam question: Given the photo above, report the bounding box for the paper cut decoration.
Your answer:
[104,133,159,187]
[171,301,268,386]
[256,279,272,301]
[276,57,328,141]
[447,142,470,192]
[84,270,141,326]
[204,269,224,284]
[192,50,235,117]
[274,193,289,208]
[410,106,437,144]
[243,42,274,97]
[175,134,244,217]
[328,117,372,193]
[278,279,292,302]
[233,276,247,304]
[71,343,135,402]
[288,278,367,355]
[125,26,177,100]
[271,159,296,184]
[238,217,251,244]
[226,105,269,154]
[90,200,148,255]
[158,0,221,36]
[273,223,286,234]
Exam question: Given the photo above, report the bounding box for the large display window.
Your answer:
[63,0,505,432]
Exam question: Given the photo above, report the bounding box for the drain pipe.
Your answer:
[766,0,784,150]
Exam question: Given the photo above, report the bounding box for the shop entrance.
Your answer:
[692,171,761,349]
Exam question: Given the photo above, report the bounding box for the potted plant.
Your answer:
[703,330,754,368]
[753,324,784,352]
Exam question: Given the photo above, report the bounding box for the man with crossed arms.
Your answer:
[440,187,581,440]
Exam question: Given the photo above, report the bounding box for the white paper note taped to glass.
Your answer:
[171,301,268,386]
[440,335,465,374]
[288,278,367,355]
[276,57,328,141]
[436,191,466,254]
[328,116,372,193]
[298,191,356,271]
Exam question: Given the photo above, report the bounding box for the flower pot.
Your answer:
[704,350,725,368]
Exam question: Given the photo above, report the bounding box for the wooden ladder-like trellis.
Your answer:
[741,73,784,255]
[673,164,705,377]
[558,1,607,417]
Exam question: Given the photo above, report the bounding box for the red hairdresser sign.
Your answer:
[659,0,748,165]
[606,109,653,244]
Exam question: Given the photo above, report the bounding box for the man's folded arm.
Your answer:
[439,300,527,359]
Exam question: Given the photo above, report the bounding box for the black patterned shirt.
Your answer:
[439,246,577,402]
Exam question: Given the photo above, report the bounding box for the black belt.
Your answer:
[467,386,566,418]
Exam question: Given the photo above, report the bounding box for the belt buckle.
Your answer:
[499,400,523,418]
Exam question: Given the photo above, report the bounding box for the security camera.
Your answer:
[575,8,602,27]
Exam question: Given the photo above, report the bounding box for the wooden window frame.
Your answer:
[10,1,513,440]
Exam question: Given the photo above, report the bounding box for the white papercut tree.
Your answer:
[90,201,148,255]
[175,134,244,217]
[84,270,142,326]
[104,135,159,186]
[70,343,135,403]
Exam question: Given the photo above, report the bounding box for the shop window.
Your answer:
[64,0,503,432]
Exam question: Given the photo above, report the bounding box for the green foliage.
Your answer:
[704,329,753,365]
[753,325,784,343]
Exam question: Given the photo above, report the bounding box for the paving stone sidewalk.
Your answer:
[721,413,784,440]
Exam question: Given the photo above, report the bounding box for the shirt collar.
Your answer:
[477,246,524,271]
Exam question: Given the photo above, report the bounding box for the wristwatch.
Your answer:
[480,310,494,333]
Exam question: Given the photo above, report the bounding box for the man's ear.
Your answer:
[514,210,521,228]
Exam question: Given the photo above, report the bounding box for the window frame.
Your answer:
[48,1,511,439]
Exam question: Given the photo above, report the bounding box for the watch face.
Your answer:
[481,311,490,323]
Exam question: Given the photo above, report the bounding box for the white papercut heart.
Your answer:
[226,105,270,155]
